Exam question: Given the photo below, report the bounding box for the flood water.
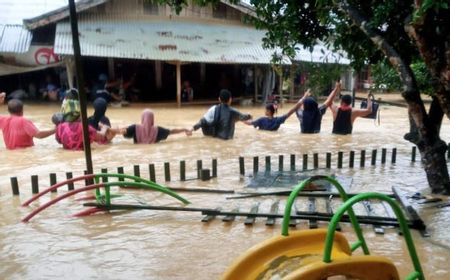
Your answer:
[0,101,449,279]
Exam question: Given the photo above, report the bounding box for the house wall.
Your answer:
[83,0,247,26]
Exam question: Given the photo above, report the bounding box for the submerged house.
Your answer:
[0,0,351,105]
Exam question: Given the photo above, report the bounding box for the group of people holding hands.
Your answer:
[0,81,373,151]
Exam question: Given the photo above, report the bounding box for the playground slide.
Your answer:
[221,228,351,280]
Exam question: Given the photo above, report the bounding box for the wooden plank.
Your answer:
[201,207,221,223]
[222,207,239,222]
[362,201,384,234]
[325,196,341,231]
[265,201,279,226]
[244,203,260,225]
[228,191,394,200]
[392,186,429,237]
[308,197,318,229]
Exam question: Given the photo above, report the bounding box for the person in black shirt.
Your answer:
[330,93,372,135]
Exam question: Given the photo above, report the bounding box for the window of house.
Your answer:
[143,0,159,15]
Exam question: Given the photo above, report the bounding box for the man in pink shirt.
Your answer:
[0,95,55,149]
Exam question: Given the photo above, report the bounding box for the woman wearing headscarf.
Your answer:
[109,109,191,144]
[296,81,341,133]
[88,97,111,130]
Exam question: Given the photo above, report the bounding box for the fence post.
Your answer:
[180,161,186,181]
[290,154,295,171]
[349,151,355,168]
[197,160,203,179]
[253,156,259,174]
[50,173,57,192]
[360,150,366,167]
[326,153,331,169]
[265,156,271,172]
[381,148,387,164]
[278,155,284,171]
[117,167,124,181]
[392,148,397,164]
[66,172,74,190]
[134,165,140,177]
[31,175,39,194]
[411,146,416,162]
[313,153,319,169]
[11,177,19,195]
[149,164,156,182]
[212,159,217,177]
[239,157,245,176]
[164,162,171,182]
[303,154,308,170]
[337,152,343,169]
[371,149,377,166]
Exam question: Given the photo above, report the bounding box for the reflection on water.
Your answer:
[1,103,449,279]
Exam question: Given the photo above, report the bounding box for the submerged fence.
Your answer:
[8,145,450,196]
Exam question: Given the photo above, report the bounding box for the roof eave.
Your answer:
[220,0,257,18]
[23,0,108,30]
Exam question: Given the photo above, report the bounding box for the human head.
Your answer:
[340,94,352,106]
[303,97,319,111]
[92,97,108,119]
[141,109,155,126]
[65,88,79,100]
[51,112,64,125]
[8,99,23,116]
[219,89,232,105]
[265,103,276,117]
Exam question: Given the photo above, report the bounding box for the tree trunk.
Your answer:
[338,0,450,194]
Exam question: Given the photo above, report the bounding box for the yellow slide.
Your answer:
[221,229,352,280]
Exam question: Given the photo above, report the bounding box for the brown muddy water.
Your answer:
[0,101,449,279]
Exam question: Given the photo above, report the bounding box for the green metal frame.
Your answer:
[282,175,370,254]
[323,192,424,280]
[92,173,190,205]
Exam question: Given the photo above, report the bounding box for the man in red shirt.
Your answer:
[0,95,55,149]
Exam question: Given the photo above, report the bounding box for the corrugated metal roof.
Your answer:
[0,25,32,53]
[54,20,289,64]
[294,45,350,65]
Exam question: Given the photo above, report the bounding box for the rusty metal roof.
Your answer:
[0,25,33,53]
[54,19,289,64]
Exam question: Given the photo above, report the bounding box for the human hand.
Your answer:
[185,129,193,136]
[0,92,5,104]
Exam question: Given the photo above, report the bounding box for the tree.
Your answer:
[166,0,450,194]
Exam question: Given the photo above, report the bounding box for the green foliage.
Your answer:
[299,62,345,96]
[370,60,434,94]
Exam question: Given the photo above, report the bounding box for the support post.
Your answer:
[176,61,181,108]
